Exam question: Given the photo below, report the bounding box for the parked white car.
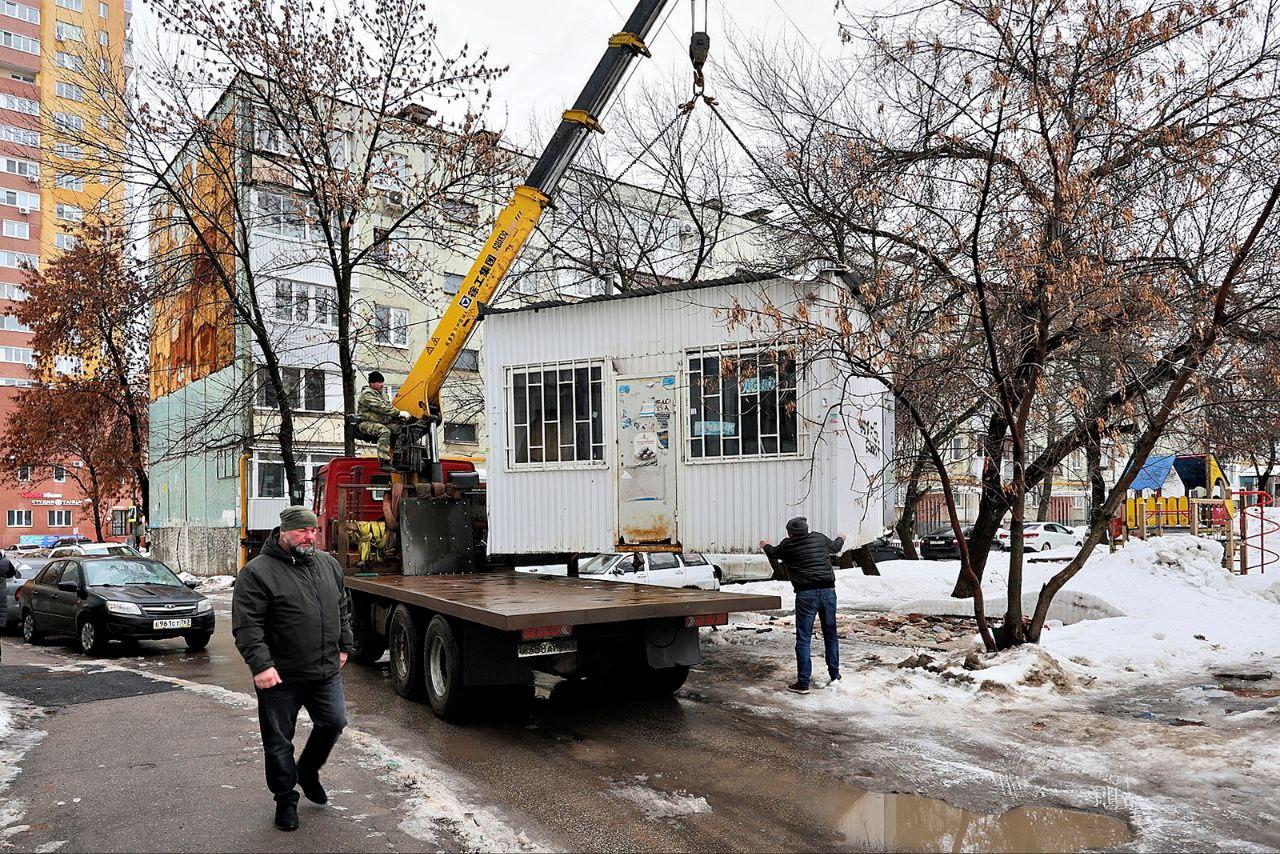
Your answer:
[517,552,720,590]
[996,522,1083,552]
[48,543,144,559]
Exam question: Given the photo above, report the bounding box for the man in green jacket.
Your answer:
[356,370,411,464]
[232,506,354,832]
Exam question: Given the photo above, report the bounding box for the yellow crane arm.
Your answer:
[390,0,672,419]
[393,185,548,417]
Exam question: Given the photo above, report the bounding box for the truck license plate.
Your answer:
[517,637,578,658]
[153,618,192,630]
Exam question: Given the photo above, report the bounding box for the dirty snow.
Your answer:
[194,575,236,594]
[610,780,712,821]
[0,692,47,851]
[738,535,1280,691]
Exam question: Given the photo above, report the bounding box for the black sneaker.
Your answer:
[787,681,811,694]
[274,797,299,831]
[298,770,328,805]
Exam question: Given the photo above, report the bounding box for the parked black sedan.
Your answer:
[920,526,977,560]
[864,536,907,562]
[17,556,214,655]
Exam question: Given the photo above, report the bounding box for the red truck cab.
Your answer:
[312,455,483,567]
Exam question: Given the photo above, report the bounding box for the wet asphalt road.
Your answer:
[7,602,883,852]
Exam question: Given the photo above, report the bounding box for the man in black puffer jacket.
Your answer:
[761,517,845,694]
[233,506,353,832]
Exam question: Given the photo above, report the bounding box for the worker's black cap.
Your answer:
[369,370,385,384]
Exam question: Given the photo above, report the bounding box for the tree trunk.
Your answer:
[1036,473,1054,522]
[1087,437,1107,535]
[337,264,357,457]
[894,457,928,560]
[849,545,880,576]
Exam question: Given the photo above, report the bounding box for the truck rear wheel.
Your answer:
[424,615,470,720]
[388,605,425,699]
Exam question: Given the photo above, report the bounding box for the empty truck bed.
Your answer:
[344,571,782,631]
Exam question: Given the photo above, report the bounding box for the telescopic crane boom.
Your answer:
[392,0,675,422]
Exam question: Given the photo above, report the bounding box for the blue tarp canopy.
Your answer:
[1131,454,1176,492]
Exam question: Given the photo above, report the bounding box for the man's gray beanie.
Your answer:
[786,517,809,536]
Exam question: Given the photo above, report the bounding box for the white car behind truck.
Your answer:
[517,551,721,589]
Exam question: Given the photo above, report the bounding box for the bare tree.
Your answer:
[723,0,1280,648]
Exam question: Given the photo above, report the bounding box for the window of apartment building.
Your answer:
[55,143,82,160]
[55,355,82,374]
[253,450,337,501]
[444,422,478,444]
[372,305,409,347]
[55,0,82,10]
[271,279,336,326]
[2,219,28,239]
[687,346,799,460]
[0,249,37,269]
[6,509,30,526]
[99,0,107,14]
[370,227,410,266]
[509,361,604,467]
[0,283,25,300]
[0,346,32,364]
[0,377,31,387]
[443,272,464,295]
[98,29,107,45]
[1,1,38,23]
[55,233,77,250]
[1,190,39,210]
[96,113,109,130]
[370,152,410,189]
[0,124,38,147]
[950,435,965,462]
[255,190,311,241]
[0,30,39,54]
[48,509,72,526]
[55,81,83,102]
[56,204,83,222]
[55,21,82,40]
[441,197,478,225]
[53,112,83,131]
[56,174,83,191]
[53,465,66,482]
[0,315,31,332]
[8,72,32,84]
[454,348,479,371]
[55,50,82,70]
[0,157,35,178]
[2,92,39,115]
[254,365,327,413]
[16,465,28,481]
[111,509,127,536]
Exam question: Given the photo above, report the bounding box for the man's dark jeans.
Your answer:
[256,673,347,802]
[795,587,840,686]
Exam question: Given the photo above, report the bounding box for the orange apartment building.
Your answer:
[0,0,128,545]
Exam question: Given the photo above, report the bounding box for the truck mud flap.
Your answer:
[461,622,533,687]
[644,622,701,669]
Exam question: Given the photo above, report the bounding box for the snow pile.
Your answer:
[611,779,711,820]
[195,575,235,593]
[739,535,1280,689]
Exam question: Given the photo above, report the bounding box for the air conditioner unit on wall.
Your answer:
[17,206,31,216]
[385,190,405,208]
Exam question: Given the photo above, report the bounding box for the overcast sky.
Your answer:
[429,0,858,147]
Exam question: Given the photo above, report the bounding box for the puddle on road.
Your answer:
[813,787,1131,852]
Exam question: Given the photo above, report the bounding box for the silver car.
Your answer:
[3,559,36,631]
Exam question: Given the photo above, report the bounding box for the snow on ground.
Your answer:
[194,575,236,594]
[737,535,1280,692]
[0,692,48,850]
[609,777,711,821]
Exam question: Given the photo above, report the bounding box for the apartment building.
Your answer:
[146,76,769,573]
[0,0,128,545]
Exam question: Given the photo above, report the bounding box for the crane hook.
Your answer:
[689,31,710,90]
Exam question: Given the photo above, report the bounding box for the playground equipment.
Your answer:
[1118,453,1276,574]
